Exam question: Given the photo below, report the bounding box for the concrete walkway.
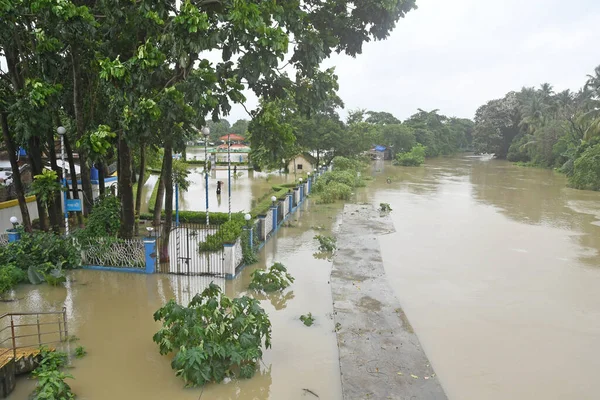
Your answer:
[331,204,446,400]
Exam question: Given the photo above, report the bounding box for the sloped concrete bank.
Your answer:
[331,204,446,399]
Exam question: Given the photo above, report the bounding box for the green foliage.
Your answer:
[198,219,244,252]
[251,186,289,217]
[32,347,74,400]
[0,232,81,276]
[332,156,366,172]
[314,235,336,252]
[172,160,191,192]
[30,169,62,212]
[152,283,272,386]
[241,229,258,266]
[299,313,315,327]
[395,144,426,166]
[248,263,294,292]
[380,203,392,212]
[313,181,352,204]
[0,265,26,296]
[81,195,121,237]
[74,346,87,358]
[568,143,600,190]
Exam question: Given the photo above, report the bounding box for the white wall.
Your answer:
[0,200,39,232]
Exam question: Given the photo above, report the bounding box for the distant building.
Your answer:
[288,153,317,174]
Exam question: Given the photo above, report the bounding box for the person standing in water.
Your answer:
[216,180,222,195]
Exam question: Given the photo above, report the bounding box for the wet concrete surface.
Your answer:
[331,204,446,400]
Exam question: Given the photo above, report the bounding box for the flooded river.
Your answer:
[5,154,600,399]
[367,156,600,400]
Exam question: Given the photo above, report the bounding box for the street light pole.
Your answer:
[57,126,68,235]
[202,126,210,225]
[227,133,231,221]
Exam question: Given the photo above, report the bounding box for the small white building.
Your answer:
[288,153,317,174]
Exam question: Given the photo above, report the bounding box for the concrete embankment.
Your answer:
[331,204,446,399]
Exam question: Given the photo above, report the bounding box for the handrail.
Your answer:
[0,307,68,361]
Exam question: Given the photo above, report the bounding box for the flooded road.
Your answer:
[366,156,600,400]
[5,200,343,400]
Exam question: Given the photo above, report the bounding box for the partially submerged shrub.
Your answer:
[314,235,336,252]
[569,143,600,191]
[249,262,294,292]
[300,313,315,327]
[0,265,26,297]
[74,346,87,358]
[395,144,426,167]
[32,347,74,400]
[380,203,392,212]
[316,182,352,204]
[153,283,272,386]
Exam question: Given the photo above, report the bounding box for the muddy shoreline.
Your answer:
[331,204,446,399]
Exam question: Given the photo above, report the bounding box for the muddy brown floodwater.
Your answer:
[7,154,600,399]
[4,200,343,400]
[363,156,600,400]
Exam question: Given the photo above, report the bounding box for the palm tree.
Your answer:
[582,66,600,139]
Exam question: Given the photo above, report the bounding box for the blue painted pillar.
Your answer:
[248,226,253,250]
[308,176,312,192]
[143,238,157,274]
[7,230,20,243]
[300,184,304,203]
[271,206,278,232]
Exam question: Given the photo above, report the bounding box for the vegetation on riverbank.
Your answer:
[472,65,600,191]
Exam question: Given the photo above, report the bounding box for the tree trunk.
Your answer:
[0,113,32,232]
[71,47,93,217]
[118,134,135,239]
[98,161,106,196]
[131,157,137,184]
[63,133,84,226]
[135,144,146,217]
[79,153,94,216]
[27,136,49,231]
[160,142,173,262]
[316,150,320,170]
[46,130,61,233]
[153,155,166,227]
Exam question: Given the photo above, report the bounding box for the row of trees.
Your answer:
[1,0,417,245]
[472,65,600,190]
[248,100,475,170]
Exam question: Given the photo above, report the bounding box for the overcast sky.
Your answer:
[227,0,600,123]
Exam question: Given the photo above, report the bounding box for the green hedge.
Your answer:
[198,220,244,251]
[251,187,289,217]
[140,210,243,226]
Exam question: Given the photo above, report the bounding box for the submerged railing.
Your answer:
[0,308,68,361]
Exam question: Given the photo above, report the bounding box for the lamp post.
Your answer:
[201,126,210,225]
[9,216,18,229]
[227,133,231,221]
[271,195,277,207]
[57,126,68,235]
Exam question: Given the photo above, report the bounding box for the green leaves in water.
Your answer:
[379,203,392,212]
[314,235,336,252]
[249,262,294,292]
[300,313,315,327]
[152,283,272,386]
[32,346,74,400]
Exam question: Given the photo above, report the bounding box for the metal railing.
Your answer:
[0,308,68,361]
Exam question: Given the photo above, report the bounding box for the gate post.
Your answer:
[287,192,293,214]
[258,215,267,241]
[223,243,235,277]
[271,206,278,232]
[143,237,157,274]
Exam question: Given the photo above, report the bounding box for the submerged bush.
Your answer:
[569,143,600,191]
[316,182,352,204]
[314,235,336,252]
[153,283,272,386]
[0,265,26,297]
[300,313,315,327]
[395,144,426,167]
[249,262,294,292]
[32,347,74,400]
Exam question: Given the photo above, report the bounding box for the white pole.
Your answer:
[59,129,69,235]
[227,133,231,221]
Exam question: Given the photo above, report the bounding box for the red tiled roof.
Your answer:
[219,134,245,141]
